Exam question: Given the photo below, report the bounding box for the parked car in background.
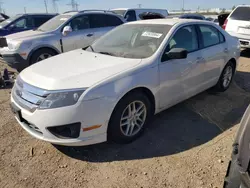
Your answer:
[0,13,57,36]
[0,13,9,23]
[0,10,124,72]
[206,17,219,25]
[218,13,230,27]
[10,19,240,146]
[224,105,250,188]
[224,5,250,48]
[139,12,165,20]
[179,13,206,20]
[111,8,168,22]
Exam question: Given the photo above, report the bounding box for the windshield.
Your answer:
[112,10,127,16]
[37,14,72,32]
[0,15,21,28]
[230,7,250,21]
[90,24,172,59]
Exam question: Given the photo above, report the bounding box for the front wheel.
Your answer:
[30,49,56,65]
[108,92,152,144]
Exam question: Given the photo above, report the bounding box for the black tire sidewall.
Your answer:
[30,49,56,65]
[216,61,235,92]
[108,92,151,144]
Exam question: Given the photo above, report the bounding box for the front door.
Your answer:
[62,14,96,52]
[159,25,204,108]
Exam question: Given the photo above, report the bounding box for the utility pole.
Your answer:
[24,7,27,13]
[51,0,59,13]
[0,1,4,13]
[137,4,142,8]
[44,0,48,13]
[67,0,78,11]
[182,0,185,12]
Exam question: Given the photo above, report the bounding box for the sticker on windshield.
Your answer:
[60,18,69,21]
[142,31,163,38]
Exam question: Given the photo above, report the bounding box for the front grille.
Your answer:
[12,76,49,112]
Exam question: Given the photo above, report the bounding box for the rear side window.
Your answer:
[33,16,52,27]
[230,7,250,21]
[199,25,220,47]
[90,14,105,28]
[125,10,136,22]
[103,15,123,27]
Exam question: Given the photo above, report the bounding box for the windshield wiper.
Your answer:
[98,51,115,56]
[82,45,94,52]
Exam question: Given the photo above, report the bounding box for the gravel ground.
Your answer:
[1,52,250,188]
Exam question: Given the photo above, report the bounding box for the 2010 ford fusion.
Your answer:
[10,19,240,146]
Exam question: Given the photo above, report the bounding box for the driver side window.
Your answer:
[67,15,90,31]
[167,25,198,53]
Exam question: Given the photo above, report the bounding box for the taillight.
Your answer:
[222,19,228,30]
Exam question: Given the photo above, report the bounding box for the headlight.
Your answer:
[8,41,22,50]
[39,90,85,109]
[8,41,32,51]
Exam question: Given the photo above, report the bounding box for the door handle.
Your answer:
[86,33,94,37]
[224,48,228,53]
[196,57,205,63]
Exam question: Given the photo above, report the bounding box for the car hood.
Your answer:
[6,30,51,41]
[20,49,142,90]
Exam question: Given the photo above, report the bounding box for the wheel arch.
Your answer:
[27,46,60,64]
[228,58,237,72]
[110,86,156,119]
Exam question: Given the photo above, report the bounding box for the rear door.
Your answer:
[197,24,227,88]
[89,14,123,41]
[226,6,250,39]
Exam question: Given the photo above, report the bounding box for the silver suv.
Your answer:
[224,5,250,48]
[0,10,124,71]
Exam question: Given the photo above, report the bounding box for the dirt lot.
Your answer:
[1,51,250,188]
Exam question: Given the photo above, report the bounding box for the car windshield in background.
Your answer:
[230,7,250,21]
[90,24,172,59]
[112,10,127,16]
[0,15,21,28]
[37,14,72,32]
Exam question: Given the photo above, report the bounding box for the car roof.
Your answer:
[126,18,209,26]
[62,10,118,16]
[17,13,57,16]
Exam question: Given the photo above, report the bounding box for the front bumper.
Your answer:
[2,53,29,72]
[10,94,113,146]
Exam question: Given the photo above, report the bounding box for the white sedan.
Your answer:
[11,19,240,146]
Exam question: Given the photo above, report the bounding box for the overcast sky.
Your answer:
[3,0,250,15]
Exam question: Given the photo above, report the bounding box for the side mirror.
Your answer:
[165,48,187,60]
[62,26,72,36]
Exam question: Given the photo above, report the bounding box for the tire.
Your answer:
[214,61,235,92]
[108,92,152,144]
[224,158,242,188]
[30,48,56,65]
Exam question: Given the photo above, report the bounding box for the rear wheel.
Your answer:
[214,61,235,92]
[30,49,56,65]
[108,92,152,144]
